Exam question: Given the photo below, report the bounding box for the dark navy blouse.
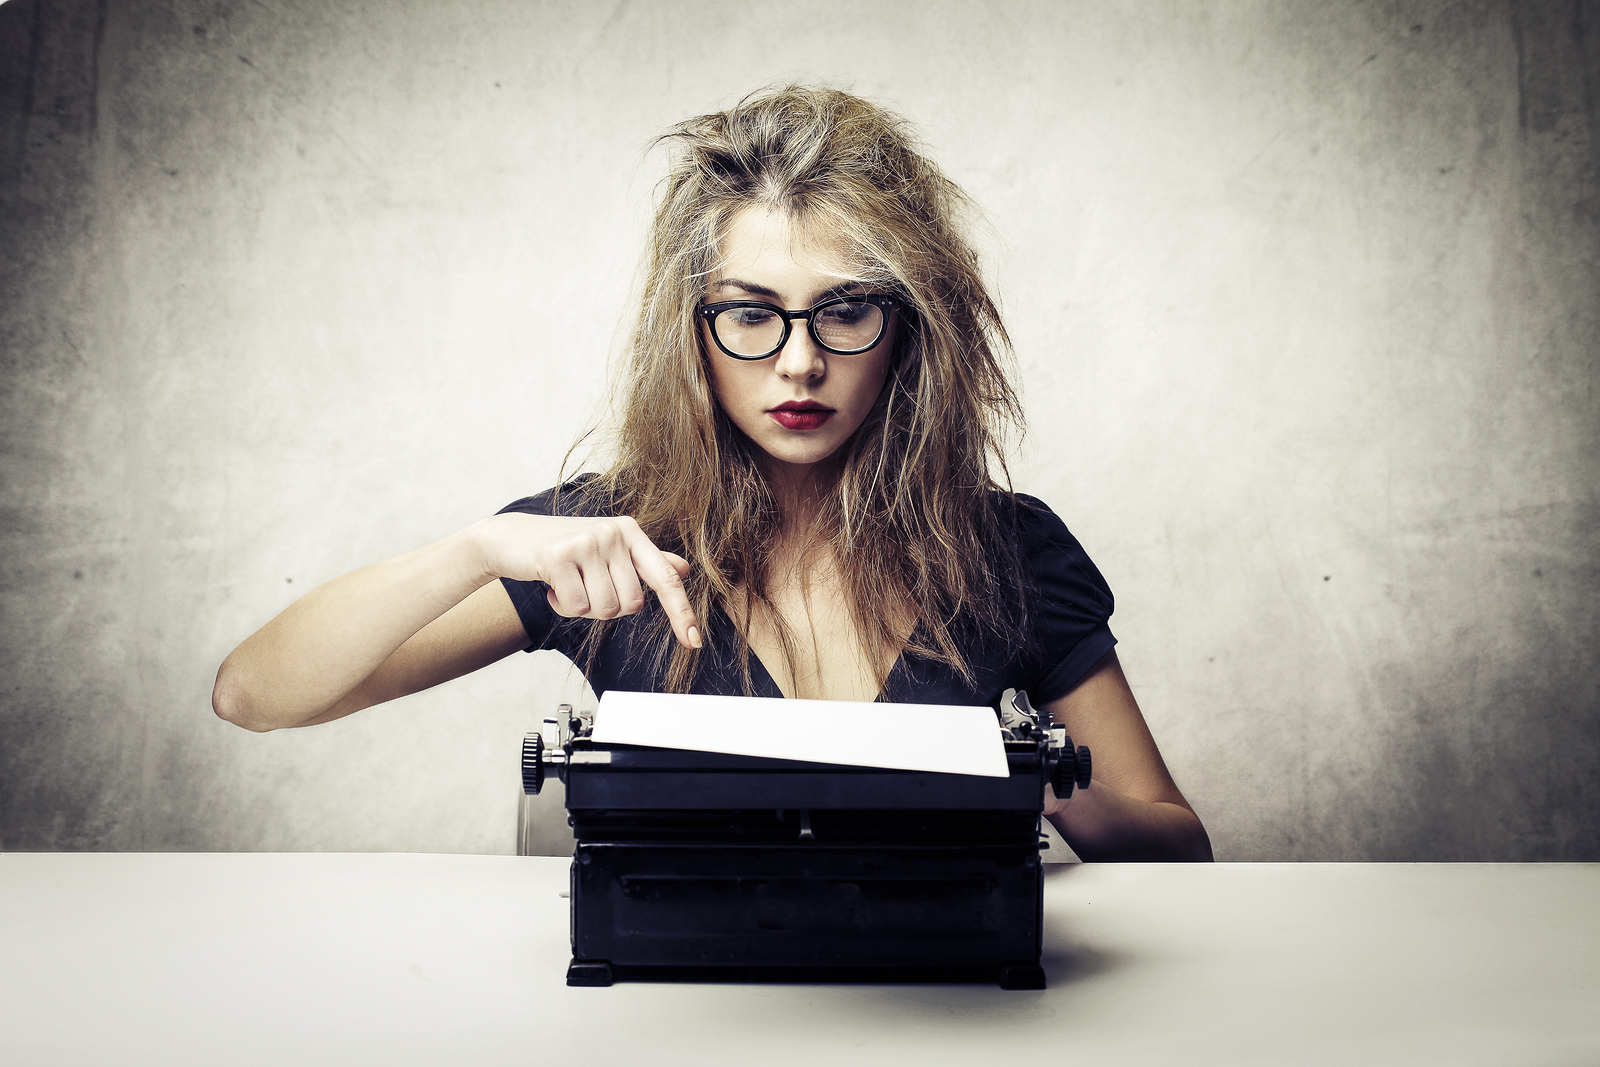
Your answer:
[497,480,1116,708]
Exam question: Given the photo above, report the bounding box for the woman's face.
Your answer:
[701,206,896,482]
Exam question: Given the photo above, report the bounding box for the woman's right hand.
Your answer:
[213,510,699,733]
[478,512,701,648]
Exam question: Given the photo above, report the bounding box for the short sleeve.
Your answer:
[495,477,598,652]
[1015,494,1117,704]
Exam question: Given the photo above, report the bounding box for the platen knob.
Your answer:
[1051,736,1076,800]
[522,732,545,795]
[1075,744,1092,789]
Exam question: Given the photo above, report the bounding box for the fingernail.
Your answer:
[687,625,702,649]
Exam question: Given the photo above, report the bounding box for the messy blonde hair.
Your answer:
[574,84,1027,695]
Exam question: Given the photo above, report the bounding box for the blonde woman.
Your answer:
[214,86,1212,862]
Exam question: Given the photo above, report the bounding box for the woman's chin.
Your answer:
[752,437,847,475]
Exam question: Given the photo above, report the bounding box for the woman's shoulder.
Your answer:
[989,489,1080,545]
[497,472,610,518]
[992,489,1113,599]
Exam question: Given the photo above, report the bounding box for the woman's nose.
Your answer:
[773,322,825,381]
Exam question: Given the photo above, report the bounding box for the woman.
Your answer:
[213,86,1212,862]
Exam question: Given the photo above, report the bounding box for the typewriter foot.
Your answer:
[997,963,1046,990]
[566,958,614,987]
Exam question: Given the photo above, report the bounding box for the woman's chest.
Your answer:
[735,550,913,703]
[745,576,878,702]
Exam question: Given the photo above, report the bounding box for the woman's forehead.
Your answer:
[710,205,858,293]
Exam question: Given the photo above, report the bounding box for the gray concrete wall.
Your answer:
[2,0,1595,859]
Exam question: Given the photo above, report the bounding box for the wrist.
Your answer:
[442,516,510,589]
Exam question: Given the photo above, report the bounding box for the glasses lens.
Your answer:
[812,299,884,353]
[714,305,786,357]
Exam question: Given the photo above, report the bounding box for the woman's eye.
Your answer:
[820,302,869,325]
[729,308,777,328]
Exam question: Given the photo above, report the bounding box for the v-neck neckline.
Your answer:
[739,621,904,704]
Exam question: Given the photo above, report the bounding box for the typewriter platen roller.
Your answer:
[521,689,1090,989]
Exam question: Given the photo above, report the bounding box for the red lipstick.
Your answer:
[768,400,834,431]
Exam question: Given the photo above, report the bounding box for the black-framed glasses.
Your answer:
[697,294,900,360]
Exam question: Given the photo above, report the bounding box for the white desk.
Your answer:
[1,854,1595,1066]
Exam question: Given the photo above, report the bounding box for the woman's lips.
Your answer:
[768,402,834,431]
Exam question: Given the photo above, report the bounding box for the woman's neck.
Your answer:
[761,458,828,540]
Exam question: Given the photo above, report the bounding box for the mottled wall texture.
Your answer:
[2,0,1596,859]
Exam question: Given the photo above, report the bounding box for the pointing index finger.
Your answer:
[628,533,701,648]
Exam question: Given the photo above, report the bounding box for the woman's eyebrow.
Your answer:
[712,279,871,304]
[712,278,781,300]
[814,282,871,302]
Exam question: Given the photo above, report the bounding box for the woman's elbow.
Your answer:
[1182,812,1215,862]
[211,663,280,732]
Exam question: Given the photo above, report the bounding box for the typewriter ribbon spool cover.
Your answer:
[590,690,1010,777]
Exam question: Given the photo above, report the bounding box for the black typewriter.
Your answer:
[520,689,1090,989]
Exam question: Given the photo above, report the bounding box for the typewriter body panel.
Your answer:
[524,692,1089,989]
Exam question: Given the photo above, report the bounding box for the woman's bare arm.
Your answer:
[212,512,699,732]
[1042,650,1213,861]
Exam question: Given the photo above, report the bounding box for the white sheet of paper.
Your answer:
[591,690,1010,778]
